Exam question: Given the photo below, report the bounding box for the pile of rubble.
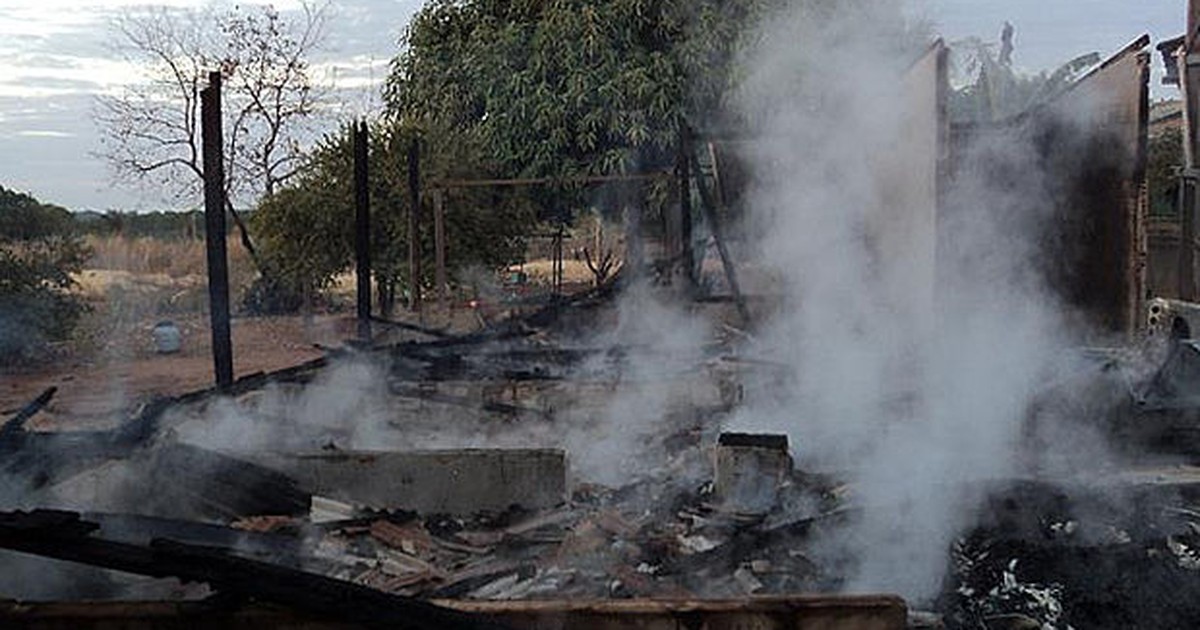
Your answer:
[222,436,846,603]
[8,284,1200,629]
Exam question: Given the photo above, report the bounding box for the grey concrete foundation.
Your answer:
[237,449,566,515]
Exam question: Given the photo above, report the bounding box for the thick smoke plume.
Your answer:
[726,0,1112,601]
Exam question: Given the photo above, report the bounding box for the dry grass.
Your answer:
[81,234,256,300]
[86,234,201,277]
[68,235,261,362]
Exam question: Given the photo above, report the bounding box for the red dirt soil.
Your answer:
[1,315,355,431]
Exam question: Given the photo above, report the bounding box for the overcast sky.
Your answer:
[0,0,1184,212]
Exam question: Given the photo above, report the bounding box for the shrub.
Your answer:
[0,186,90,361]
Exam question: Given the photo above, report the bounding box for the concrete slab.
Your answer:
[238,449,566,515]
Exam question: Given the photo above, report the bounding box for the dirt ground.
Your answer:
[1,314,353,431]
[2,248,590,432]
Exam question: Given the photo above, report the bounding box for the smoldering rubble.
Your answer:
[1,268,1200,629]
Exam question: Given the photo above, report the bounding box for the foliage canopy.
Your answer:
[385,0,778,181]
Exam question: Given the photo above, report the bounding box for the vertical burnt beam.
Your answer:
[623,184,644,279]
[434,189,447,310]
[1132,51,1150,328]
[554,221,565,297]
[201,71,233,390]
[354,121,372,341]
[1182,173,1197,301]
[408,137,423,312]
[678,125,695,289]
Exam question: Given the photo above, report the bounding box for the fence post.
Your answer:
[354,121,372,341]
[408,137,423,312]
[201,71,233,389]
[433,189,447,311]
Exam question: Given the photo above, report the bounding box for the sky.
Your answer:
[0,0,1185,212]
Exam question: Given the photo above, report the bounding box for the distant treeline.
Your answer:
[74,210,206,240]
[72,209,262,240]
[0,183,258,242]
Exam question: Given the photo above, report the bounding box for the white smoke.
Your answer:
[726,0,1105,601]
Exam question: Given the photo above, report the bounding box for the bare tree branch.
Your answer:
[94,0,330,210]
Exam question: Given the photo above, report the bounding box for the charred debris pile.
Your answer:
[3,278,1200,629]
[0,283,876,627]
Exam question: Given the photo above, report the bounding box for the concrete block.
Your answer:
[713,433,792,515]
[239,449,566,516]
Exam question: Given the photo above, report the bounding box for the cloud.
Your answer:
[16,130,73,138]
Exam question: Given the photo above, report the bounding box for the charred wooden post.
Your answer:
[677,125,695,289]
[623,184,644,279]
[201,71,233,389]
[354,121,372,341]
[408,137,423,312]
[434,189,448,311]
[553,220,565,298]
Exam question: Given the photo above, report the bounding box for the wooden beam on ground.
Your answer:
[0,510,508,630]
[370,315,451,339]
[0,387,55,443]
[201,71,233,390]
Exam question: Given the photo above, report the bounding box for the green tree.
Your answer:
[247,132,354,313]
[1148,126,1183,217]
[251,0,825,310]
[385,0,777,182]
[0,186,89,360]
[248,123,534,313]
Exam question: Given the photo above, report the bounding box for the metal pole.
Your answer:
[354,121,372,342]
[433,189,447,311]
[408,137,423,312]
[201,71,233,389]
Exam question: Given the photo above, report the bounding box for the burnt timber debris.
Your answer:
[0,510,509,630]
